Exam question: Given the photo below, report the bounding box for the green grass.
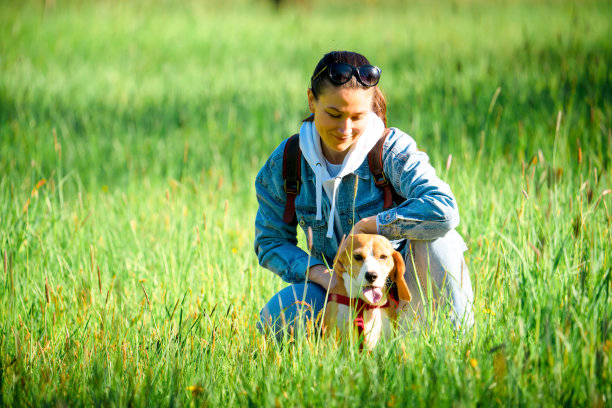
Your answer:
[1,0,611,406]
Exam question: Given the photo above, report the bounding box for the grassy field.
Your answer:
[1,0,611,406]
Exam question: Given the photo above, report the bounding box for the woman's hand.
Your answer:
[351,216,378,235]
[307,264,339,292]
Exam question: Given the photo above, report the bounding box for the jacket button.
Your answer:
[347,219,353,225]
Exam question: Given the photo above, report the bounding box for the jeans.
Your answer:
[258,230,474,339]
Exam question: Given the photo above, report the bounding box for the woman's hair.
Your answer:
[307,51,387,126]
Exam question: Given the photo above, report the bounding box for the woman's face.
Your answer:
[307,86,373,164]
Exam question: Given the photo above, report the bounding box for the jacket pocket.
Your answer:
[295,208,327,260]
[355,199,385,220]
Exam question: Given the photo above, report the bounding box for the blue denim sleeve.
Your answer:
[376,129,460,240]
[254,142,324,284]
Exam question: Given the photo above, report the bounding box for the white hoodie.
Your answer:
[298,112,385,238]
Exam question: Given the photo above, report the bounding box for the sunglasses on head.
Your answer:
[311,62,381,88]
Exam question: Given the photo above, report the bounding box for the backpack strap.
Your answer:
[282,134,301,225]
[368,128,405,210]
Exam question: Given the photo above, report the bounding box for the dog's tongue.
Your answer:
[362,287,383,304]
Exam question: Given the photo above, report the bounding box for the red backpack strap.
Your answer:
[282,134,301,225]
[368,128,405,209]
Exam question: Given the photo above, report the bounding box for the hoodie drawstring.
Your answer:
[326,177,342,238]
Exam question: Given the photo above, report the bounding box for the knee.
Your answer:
[257,283,327,338]
[407,240,474,331]
[411,229,466,260]
[407,230,467,276]
[406,231,473,304]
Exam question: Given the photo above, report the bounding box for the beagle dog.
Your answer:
[323,234,411,350]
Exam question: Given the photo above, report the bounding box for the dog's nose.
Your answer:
[365,271,378,283]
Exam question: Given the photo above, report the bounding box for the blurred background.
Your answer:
[3,0,610,191]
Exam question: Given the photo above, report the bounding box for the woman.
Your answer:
[254,51,473,338]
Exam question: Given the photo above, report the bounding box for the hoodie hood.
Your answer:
[299,112,385,238]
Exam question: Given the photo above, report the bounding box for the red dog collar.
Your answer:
[327,293,396,348]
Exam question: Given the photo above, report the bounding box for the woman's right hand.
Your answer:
[307,264,339,292]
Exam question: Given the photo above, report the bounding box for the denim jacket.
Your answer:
[254,127,460,284]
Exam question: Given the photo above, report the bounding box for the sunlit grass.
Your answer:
[1,0,611,406]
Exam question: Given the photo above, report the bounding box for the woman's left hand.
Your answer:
[351,216,378,235]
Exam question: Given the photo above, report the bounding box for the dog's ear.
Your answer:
[391,250,411,302]
[332,235,352,289]
[332,260,346,290]
[333,234,354,274]
[333,255,346,277]
[333,235,346,265]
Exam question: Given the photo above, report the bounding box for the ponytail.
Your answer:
[371,86,387,127]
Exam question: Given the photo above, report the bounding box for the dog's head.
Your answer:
[333,234,411,305]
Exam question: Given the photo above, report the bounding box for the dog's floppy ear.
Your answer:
[332,235,350,287]
[391,250,411,302]
[332,259,346,290]
[333,252,347,277]
[333,235,348,273]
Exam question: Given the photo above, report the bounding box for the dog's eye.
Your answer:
[354,254,363,261]
[379,254,388,260]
